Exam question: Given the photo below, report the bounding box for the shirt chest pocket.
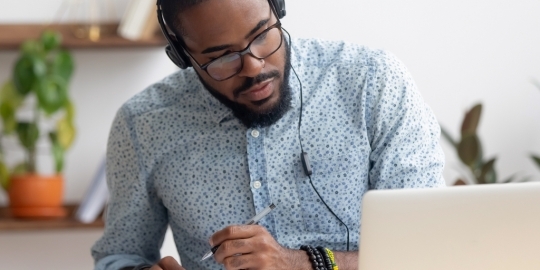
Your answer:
[295,150,368,234]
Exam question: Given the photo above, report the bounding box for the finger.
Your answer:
[213,238,256,263]
[157,256,184,270]
[222,253,259,270]
[210,225,261,247]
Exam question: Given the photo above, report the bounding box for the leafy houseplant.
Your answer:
[0,30,76,218]
[441,103,523,185]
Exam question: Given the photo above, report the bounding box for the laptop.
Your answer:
[359,182,540,270]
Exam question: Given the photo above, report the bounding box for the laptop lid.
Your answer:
[359,182,540,270]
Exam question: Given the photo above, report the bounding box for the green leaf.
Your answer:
[16,122,39,151]
[458,134,480,167]
[0,80,24,106]
[0,102,17,134]
[0,80,23,134]
[57,118,76,150]
[470,139,485,173]
[52,50,74,83]
[0,161,10,190]
[36,75,68,115]
[41,30,62,51]
[49,132,65,173]
[479,158,497,184]
[20,40,43,55]
[460,104,482,136]
[440,126,457,149]
[64,99,75,123]
[532,155,540,170]
[12,54,46,96]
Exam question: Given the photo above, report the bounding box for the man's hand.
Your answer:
[148,256,185,270]
[210,225,311,270]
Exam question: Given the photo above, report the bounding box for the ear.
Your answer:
[165,34,192,69]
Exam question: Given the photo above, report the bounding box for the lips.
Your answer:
[240,79,274,101]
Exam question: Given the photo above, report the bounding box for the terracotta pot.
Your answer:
[8,174,67,218]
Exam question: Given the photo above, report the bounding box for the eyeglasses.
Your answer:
[186,22,284,81]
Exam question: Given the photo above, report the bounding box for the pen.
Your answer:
[200,203,277,261]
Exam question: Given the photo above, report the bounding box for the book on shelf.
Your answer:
[118,0,160,40]
[75,157,108,224]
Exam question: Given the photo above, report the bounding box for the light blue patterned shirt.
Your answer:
[92,38,445,270]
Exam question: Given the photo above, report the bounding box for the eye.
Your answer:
[255,31,269,42]
[209,50,233,61]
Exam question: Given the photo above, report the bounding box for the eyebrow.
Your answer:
[201,18,271,54]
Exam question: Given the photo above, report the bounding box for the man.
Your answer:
[92,0,446,269]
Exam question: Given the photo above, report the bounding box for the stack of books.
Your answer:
[118,0,160,41]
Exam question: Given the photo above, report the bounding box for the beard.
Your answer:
[198,43,292,128]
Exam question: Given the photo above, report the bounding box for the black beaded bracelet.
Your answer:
[300,245,328,270]
[311,246,326,270]
[316,246,334,270]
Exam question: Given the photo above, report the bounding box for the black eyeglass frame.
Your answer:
[183,20,284,81]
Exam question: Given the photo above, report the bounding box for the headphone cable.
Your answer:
[285,29,350,251]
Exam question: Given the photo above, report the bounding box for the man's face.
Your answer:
[178,0,291,127]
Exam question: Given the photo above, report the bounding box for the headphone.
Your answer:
[156,0,286,69]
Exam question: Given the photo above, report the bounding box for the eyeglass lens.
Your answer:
[207,27,282,81]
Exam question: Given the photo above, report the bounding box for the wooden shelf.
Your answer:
[0,204,104,231]
[0,23,167,50]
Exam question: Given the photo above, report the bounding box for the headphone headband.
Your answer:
[157,0,286,69]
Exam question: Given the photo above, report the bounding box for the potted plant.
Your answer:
[441,103,527,185]
[0,30,76,218]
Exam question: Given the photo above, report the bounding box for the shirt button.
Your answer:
[253,181,262,189]
[251,130,260,138]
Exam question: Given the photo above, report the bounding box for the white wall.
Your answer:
[0,0,539,268]
[2,0,539,202]
[282,0,540,184]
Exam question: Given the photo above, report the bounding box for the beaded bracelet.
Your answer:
[325,248,338,270]
[300,245,327,270]
[316,246,333,270]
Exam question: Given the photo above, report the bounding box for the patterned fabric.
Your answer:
[92,38,446,270]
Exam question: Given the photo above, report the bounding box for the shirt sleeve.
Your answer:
[92,106,169,270]
[365,51,446,189]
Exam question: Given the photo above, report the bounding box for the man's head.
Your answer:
[161,0,292,128]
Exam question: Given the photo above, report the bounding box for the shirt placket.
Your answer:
[245,128,276,233]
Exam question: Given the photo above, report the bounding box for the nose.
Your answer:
[237,54,264,78]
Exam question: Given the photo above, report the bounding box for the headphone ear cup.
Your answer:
[165,45,191,69]
[271,0,286,19]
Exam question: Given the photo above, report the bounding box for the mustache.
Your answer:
[233,70,281,98]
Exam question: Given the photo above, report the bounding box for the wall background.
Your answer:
[0,0,539,268]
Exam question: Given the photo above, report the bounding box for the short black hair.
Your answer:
[161,0,209,36]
